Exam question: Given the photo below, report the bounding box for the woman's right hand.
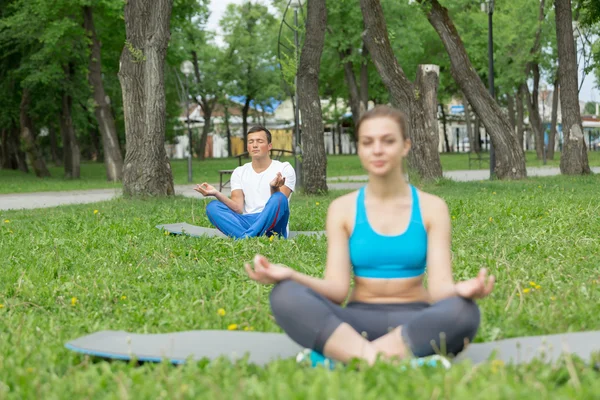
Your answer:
[244,254,293,285]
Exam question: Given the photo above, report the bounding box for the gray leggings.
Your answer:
[270,280,480,358]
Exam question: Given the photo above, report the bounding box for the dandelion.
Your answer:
[269,235,274,242]
[535,285,541,290]
[3,220,9,223]
[452,216,456,220]
[227,324,238,331]
[0,304,4,309]
[489,217,493,222]
[492,192,497,195]
[217,308,226,316]
[523,288,530,294]
[551,296,556,301]
[164,231,169,236]
[244,326,254,331]
[491,359,505,373]
[529,281,536,287]
[121,296,127,300]
[71,297,78,306]
[316,202,320,206]
[94,210,99,215]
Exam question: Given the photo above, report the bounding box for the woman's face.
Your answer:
[357,117,411,176]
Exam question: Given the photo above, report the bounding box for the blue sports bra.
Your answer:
[349,185,428,279]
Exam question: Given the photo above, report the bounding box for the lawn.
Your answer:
[1,151,599,194]
[1,175,599,398]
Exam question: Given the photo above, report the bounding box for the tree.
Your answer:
[220,2,281,147]
[297,0,328,194]
[417,0,526,180]
[360,0,443,181]
[83,4,124,182]
[584,101,599,114]
[118,0,175,196]
[555,0,591,174]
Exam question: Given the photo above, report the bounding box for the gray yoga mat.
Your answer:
[156,222,325,239]
[65,329,600,367]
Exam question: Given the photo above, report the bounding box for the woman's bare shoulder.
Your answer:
[415,188,450,226]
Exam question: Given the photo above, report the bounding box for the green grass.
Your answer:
[2,151,599,194]
[1,175,599,398]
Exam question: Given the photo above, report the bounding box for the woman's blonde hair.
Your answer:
[356,105,409,140]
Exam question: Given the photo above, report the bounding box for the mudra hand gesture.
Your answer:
[270,172,286,189]
[455,268,495,299]
[194,182,218,197]
[245,254,293,285]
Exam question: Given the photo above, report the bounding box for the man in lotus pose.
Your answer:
[195,126,296,239]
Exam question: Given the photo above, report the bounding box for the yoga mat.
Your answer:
[156,222,325,239]
[66,329,600,367]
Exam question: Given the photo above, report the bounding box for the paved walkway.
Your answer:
[1,166,597,211]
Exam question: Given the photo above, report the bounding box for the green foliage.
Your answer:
[584,101,598,115]
[1,176,600,397]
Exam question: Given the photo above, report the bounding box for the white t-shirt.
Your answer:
[230,160,297,215]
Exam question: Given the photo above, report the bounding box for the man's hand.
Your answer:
[270,172,286,191]
[454,268,495,300]
[194,182,218,197]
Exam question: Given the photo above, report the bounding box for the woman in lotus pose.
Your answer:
[244,105,495,367]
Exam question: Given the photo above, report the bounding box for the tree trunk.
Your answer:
[83,5,124,182]
[547,79,559,160]
[360,0,442,180]
[6,126,28,172]
[60,89,81,179]
[242,97,250,148]
[555,0,590,174]
[360,42,369,112]
[507,93,516,132]
[523,67,544,160]
[224,104,232,157]
[197,98,214,160]
[19,90,51,177]
[516,87,524,150]
[340,49,362,128]
[118,0,175,196]
[418,0,526,179]
[0,129,9,169]
[474,115,482,152]
[297,0,328,194]
[463,94,475,153]
[441,105,450,153]
[48,123,62,166]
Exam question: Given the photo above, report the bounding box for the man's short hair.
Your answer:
[247,125,272,144]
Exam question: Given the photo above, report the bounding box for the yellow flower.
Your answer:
[244,326,254,331]
[316,202,320,206]
[3,220,9,223]
[121,296,127,300]
[71,297,78,306]
[523,288,530,294]
[164,231,169,236]
[491,359,505,373]
[492,192,497,195]
[535,285,541,290]
[269,235,274,242]
[227,324,238,331]
[551,296,556,301]
[0,304,4,309]
[529,281,536,287]
[93,210,99,215]
[217,308,226,316]
[9,230,13,234]
[489,217,493,222]
[452,216,456,220]
[27,367,34,373]
[538,185,541,188]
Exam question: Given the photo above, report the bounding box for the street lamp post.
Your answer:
[290,0,302,190]
[181,61,195,183]
[483,0,495,179]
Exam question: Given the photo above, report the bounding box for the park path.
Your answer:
[1,166,598,211]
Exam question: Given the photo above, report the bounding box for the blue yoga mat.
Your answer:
[65,329,600,367]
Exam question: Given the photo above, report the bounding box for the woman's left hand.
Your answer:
[455,268,495,299]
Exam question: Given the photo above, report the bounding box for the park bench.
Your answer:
[218,148,295,191]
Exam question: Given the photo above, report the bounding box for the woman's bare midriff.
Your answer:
[349,275,431,304]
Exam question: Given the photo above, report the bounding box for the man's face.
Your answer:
[247,131,272,158]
